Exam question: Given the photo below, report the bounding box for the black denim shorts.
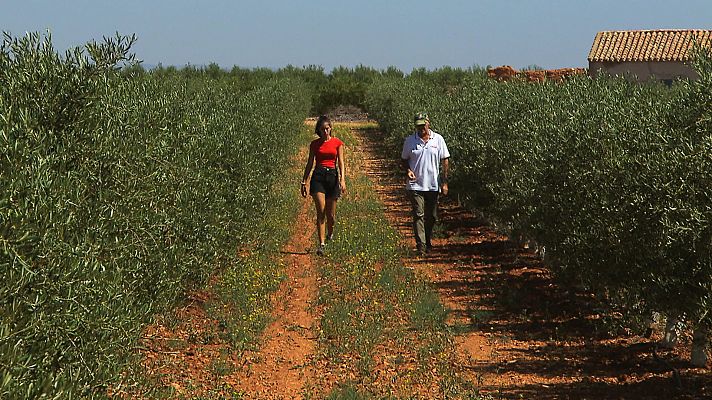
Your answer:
[310,166,341,199]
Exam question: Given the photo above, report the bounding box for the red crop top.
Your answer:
[310,137,343,168]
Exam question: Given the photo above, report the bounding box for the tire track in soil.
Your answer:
[354,124,712,400]
[230,164,319,399]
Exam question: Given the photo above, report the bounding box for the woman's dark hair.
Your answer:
[315,115,331,137]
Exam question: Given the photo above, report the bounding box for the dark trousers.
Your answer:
[407,190,439,247]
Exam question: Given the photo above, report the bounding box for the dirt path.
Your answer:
[354,124,711,400]
[230,195,318,399]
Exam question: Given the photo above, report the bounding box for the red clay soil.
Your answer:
[355,125,711,400]
[227,193,319,399]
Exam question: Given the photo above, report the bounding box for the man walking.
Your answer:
[401,112,450,255]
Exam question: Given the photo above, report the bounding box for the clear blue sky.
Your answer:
[3,0,711,72]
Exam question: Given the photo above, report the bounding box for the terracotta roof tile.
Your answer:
[588,30,712,62]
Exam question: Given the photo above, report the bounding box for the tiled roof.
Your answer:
[588,30,712,62]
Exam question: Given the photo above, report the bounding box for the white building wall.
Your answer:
[589,61,699,81]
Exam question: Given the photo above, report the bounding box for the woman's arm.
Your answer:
[301,146,315,197]
[337,144,347,193]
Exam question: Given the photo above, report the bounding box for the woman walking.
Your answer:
[301,116,347,255]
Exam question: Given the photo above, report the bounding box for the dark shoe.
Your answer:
[425,243,434,254]
[316,244,325,256]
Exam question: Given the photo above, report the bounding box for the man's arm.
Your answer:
[402,158,416,181]
[402,136,417,181]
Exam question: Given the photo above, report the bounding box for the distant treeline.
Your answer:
[122,62,488,115]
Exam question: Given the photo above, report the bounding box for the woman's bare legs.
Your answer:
[312,192,327,245]
[325,198,337,240]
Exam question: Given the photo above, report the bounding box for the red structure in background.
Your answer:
[487,65,587,82]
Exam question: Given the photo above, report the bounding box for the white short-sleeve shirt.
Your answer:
[401,130,450,192]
